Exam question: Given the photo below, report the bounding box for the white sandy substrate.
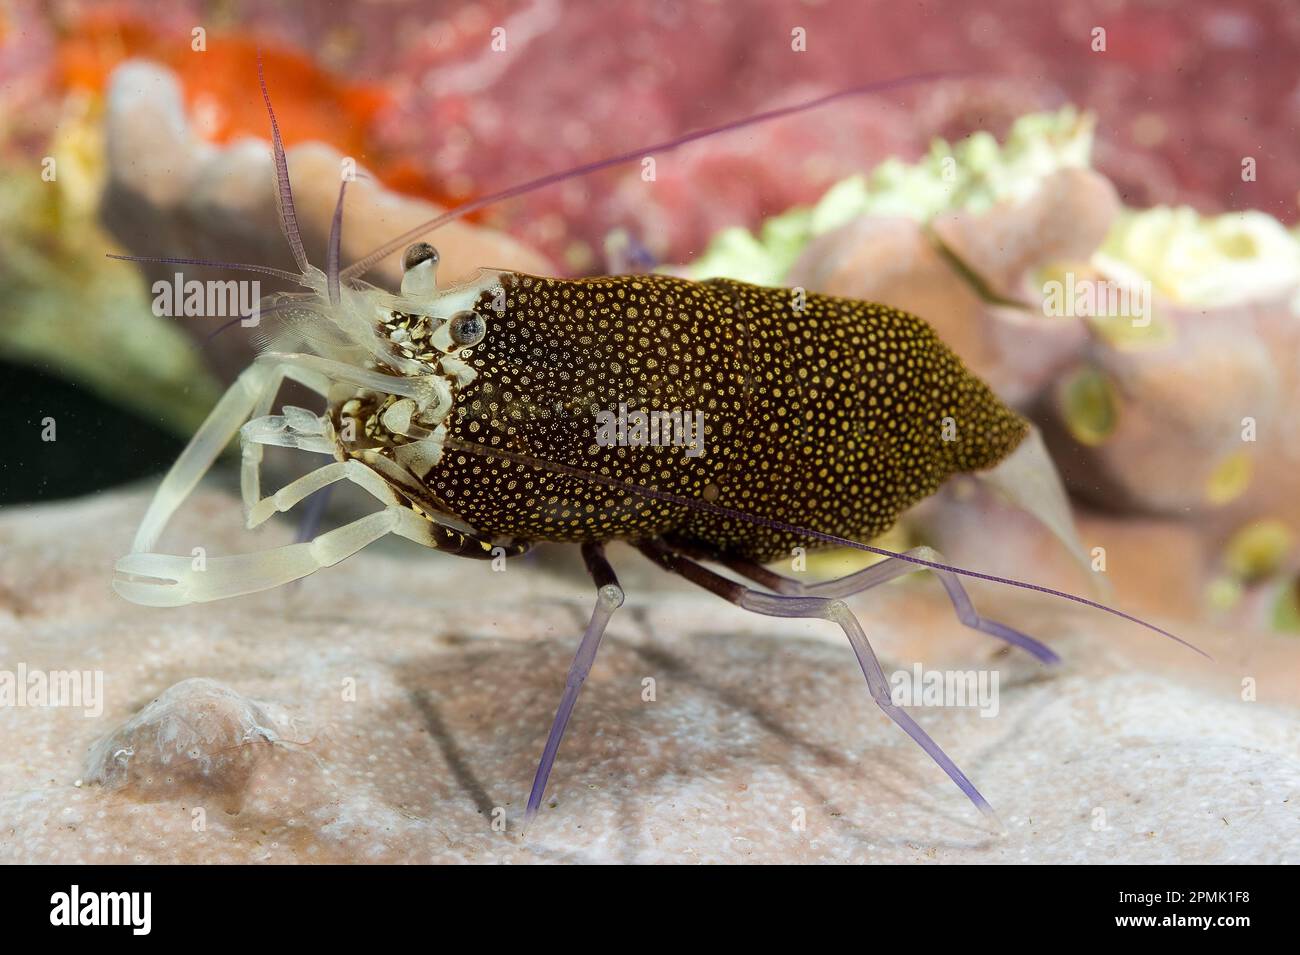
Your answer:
[0,486,1297,864]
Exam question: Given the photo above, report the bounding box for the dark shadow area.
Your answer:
[3,360,186,505]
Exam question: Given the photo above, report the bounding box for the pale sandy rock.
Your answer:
[1,486,1297,863]
[1040,295,1296,522]
[84,678,295,814]
[929,167,1121,299]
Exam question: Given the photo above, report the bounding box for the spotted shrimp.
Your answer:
[110,64,1203,824]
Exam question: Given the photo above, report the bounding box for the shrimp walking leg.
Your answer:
[701,545,1059,665]
[525,542,624,823]
[638,539,994,816]
[130,350,431,553]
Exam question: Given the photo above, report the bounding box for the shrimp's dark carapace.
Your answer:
[403,272,1029,565]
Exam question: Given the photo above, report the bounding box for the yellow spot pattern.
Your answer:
[433,272,1028,563]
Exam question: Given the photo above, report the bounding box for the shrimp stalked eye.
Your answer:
[401,242,439,298]
[447,310,486,347]
[403,242,438,271]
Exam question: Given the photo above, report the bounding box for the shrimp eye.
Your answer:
[403,242,439,272]
[448,310,485,346]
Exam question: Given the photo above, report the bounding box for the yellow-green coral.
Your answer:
[685,107,1095,285]
[684,105,1300,318]
[1058,366,1119,446]
[1275,581,1300,634]
[0,97,221,435]
[1223,520,1294,582]
[1096,206,1300,310]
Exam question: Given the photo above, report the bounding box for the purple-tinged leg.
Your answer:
[525,542,623,823]
[706,545,1059,665]
[639,539,995,816]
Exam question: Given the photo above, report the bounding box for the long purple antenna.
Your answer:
[340,70,966,281]
[327,179,348,306]
[258,52,310,274]
[441,436,1210,660]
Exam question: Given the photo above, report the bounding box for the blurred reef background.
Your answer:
[2,0,1299,633]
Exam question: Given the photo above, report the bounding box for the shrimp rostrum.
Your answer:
[112,67,1202,823]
